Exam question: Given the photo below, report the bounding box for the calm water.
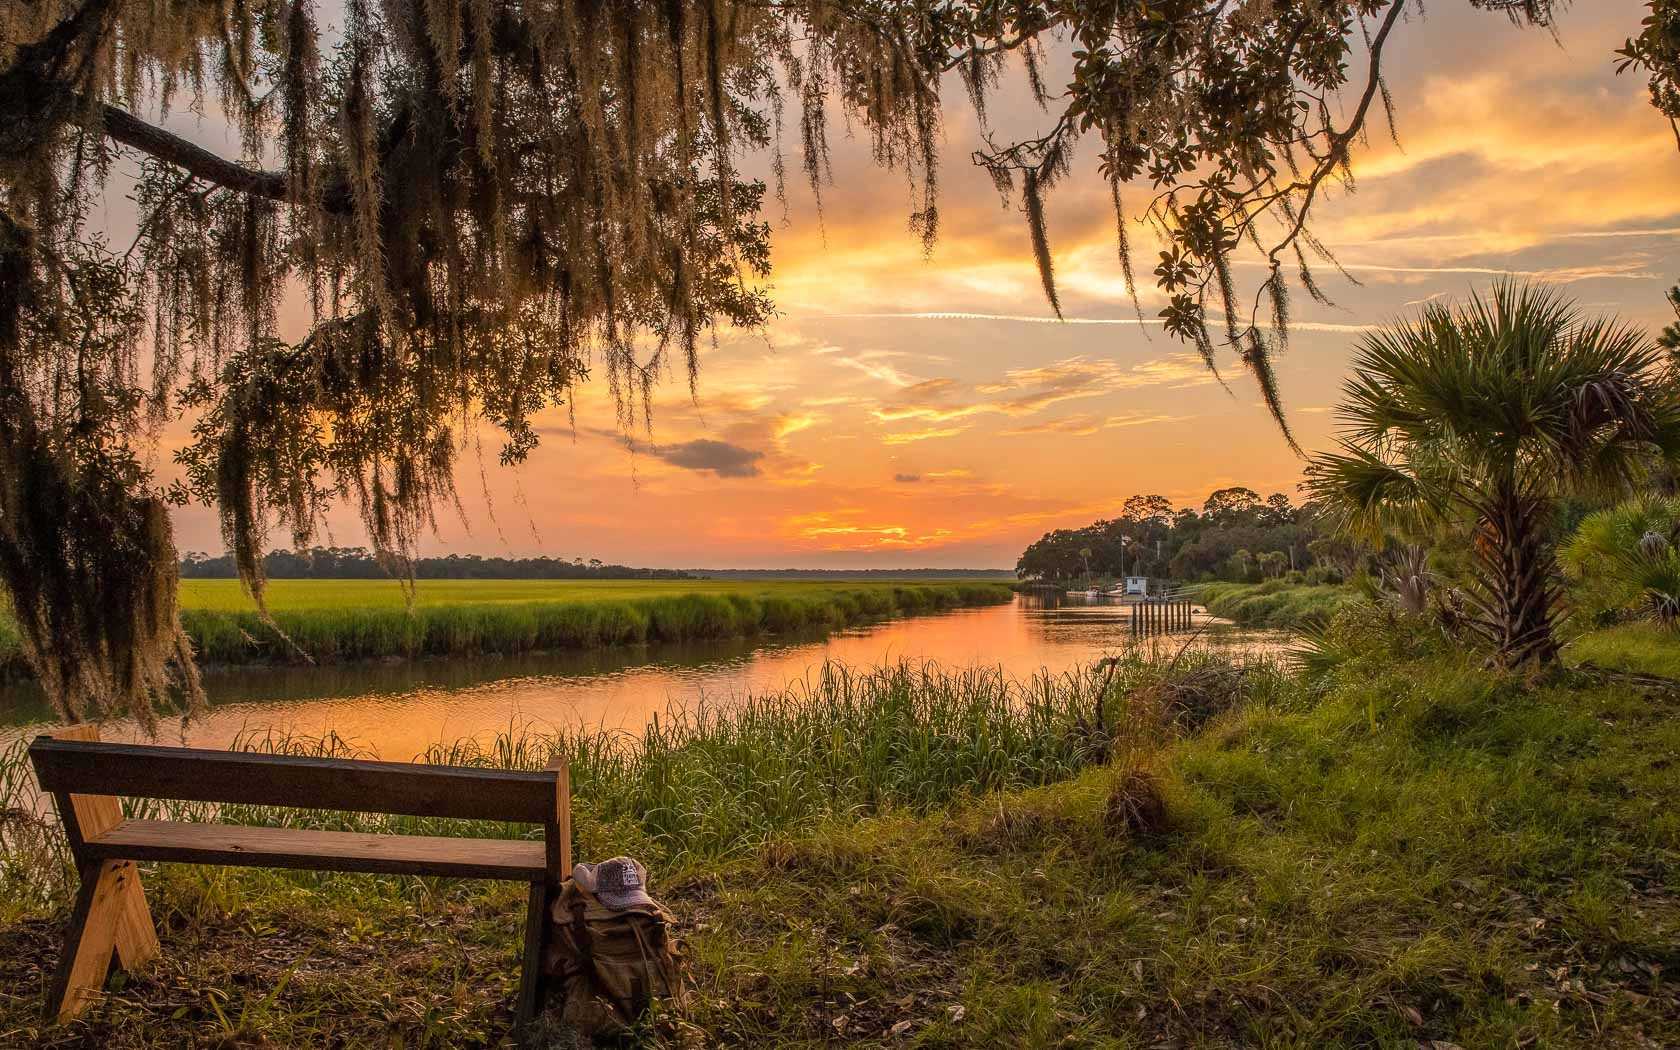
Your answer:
[0,596,1290,759]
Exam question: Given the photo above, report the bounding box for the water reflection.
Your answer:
[0,596,1289,759]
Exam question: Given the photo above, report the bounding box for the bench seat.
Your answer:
[85,819,548,880]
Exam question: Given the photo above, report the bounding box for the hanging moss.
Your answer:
[0,0,1580,720]
[0,219,202,724]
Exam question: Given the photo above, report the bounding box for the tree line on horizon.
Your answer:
[178,549,1019,581]
[1015,487,1348,585]
[179,548,695,581]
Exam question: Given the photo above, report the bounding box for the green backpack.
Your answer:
[542,879,686,1037]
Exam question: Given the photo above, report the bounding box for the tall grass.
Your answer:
[0,582,1014,675]
[1194,580,1354,629]
[0,653,1271,911]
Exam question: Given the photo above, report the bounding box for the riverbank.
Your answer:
[2,626,1674,1046]
[1194,580,1355,629]
[0,580,1016,676]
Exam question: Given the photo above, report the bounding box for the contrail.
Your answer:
[1253,261,1663,281]
[821,311,1379,333]
[1329,225,1680,247]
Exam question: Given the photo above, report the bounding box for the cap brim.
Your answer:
[597,889,656,911]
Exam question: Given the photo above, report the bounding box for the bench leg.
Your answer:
[515,881,551,1034]
[50,858,156,1021]
[112,859,161,972]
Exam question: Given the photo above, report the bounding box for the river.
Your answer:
[0,595,1291,759]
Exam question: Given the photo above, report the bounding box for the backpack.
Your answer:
[542,879,686,1037]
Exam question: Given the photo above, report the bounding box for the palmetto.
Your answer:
[1561,495,1680,628]
[1306,282,1680,667]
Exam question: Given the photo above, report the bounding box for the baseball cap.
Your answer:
[572,856,655,910]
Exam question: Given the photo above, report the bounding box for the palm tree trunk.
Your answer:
[1470,484,1561,667]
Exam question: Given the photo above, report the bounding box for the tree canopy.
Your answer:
[0,0,1646,721]
[1015,488,1320,584]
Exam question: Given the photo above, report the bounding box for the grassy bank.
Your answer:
[1566,621,1680,678]
[673,650,1680,1047]
[1195,580,1356,629]
[4,637,1677,1046]
[0,580,1015,675]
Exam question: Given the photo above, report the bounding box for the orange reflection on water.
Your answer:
[2,598,1288,761]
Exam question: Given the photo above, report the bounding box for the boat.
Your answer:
[1085,587,1103,597]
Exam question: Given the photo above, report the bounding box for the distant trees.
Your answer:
[1015,489,1329,584]
[179,548,692,581]
[1203,487,1262,520]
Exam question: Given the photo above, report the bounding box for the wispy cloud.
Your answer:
[1003,412,1185,436]
[871,354,1215,437]
[1239,259,1663,283]
[774,412,820,438]
[892,468,974,483]
[1331,224,1680,248]
[881,425,971,445]
[817,347,920,388]
[780,510,956,551]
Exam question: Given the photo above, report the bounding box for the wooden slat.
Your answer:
[557,762,573,877]
[544,755,573,880]
[85,820,547,880]
[29,738,558,823]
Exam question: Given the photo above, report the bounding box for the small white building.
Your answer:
[1123,576,1149,597]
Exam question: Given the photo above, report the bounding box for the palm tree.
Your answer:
[1229,549,1254,581]
[1079,547,1094,584]
[1306,282,1680,667]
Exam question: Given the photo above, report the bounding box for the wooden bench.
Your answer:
[27,725,572,1029]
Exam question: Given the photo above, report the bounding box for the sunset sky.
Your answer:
[163,0,1680,569]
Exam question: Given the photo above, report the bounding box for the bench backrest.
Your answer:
[30,736,562,824]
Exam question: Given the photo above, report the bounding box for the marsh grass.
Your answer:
[0,581,1015,678]
[0,582,1010,676]
[1,655,1260,919]
[1195,580,1356,630]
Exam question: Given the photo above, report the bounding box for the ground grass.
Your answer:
[666,646,1680,1047]
[3,640,1676,1047]
[0,580,1014,675]
[1566,622,1680,679]
[1195,580,1356,630]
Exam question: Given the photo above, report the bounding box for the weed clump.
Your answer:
[1103,766,1171,840]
